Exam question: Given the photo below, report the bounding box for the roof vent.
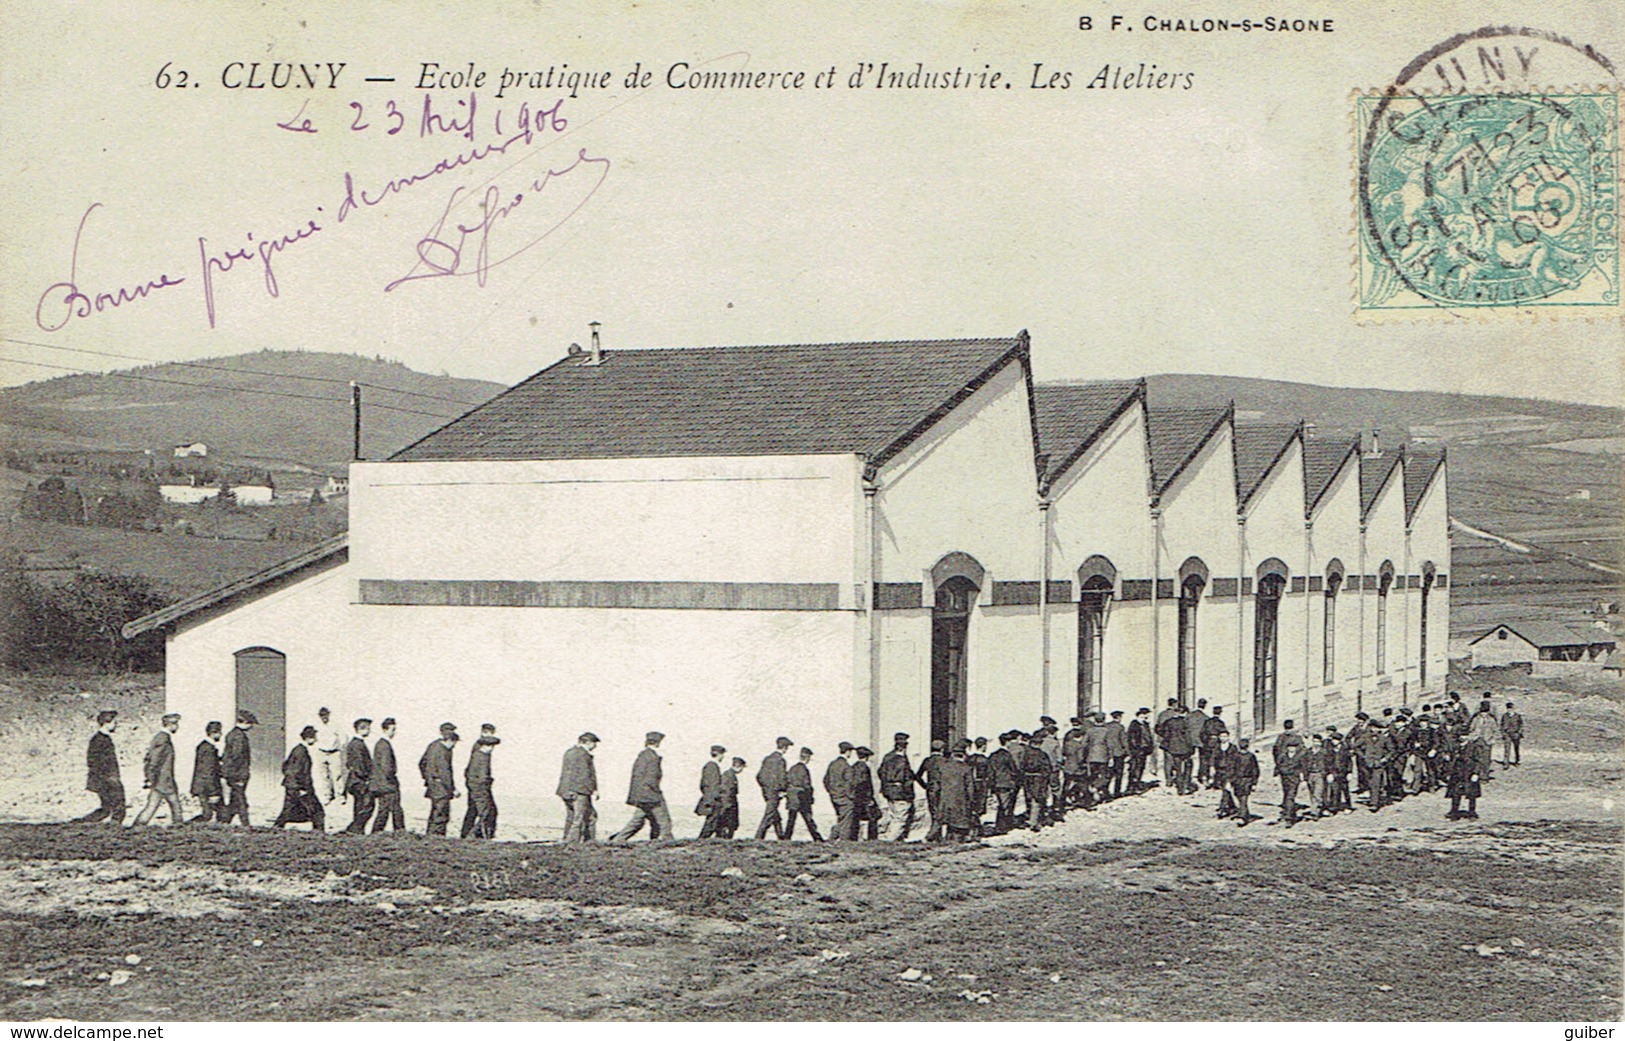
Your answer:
[585,320,604,366]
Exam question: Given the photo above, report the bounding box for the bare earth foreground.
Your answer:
[0,672,1620,1021]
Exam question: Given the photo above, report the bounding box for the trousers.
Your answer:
[784,800,823,841]
[461,784,497,838]
[370,791,406,832]
[77,781,126,824]
[273,791,324,830]
[880,797,916,841]
[345,787,377,833]
[830,799,856,840]
[609,799,672,842]
[426,796,452,835]
[222,781,250,826]
[754,794,786,840]
[132,787,183,826]
[560,795,597,842]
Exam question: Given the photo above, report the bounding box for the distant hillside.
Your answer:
[0,351,505,470]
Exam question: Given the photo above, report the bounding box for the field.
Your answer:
[0,670,1619,1021]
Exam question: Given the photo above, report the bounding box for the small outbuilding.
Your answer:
[1468,621,1618,671]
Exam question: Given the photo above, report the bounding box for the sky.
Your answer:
[2,1,1621,406]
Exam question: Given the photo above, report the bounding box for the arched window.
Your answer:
[1375,562,1395,674]
[1419,563,1436,686]
[1323,561,1344,686]
[1077,576,1113,718]
[1253,563,1288,729]
[930,554,982,749]
[1176,569,1206,705]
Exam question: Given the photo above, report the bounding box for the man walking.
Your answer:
[1323,725,1351,813]
[189,721,224,824]
[713,757,744,838]
[1467,701,1498,782]
[1187,698,1210,786]
[76,710,125,824]
[917,739,949,840]
[1200,706,1229,789]
[1230,737,1261,825]
[419,723,459,836]
[988,732,1022,834]
[369,718,405,832]
[272,726,324,830]
[1104,710,1130,799]
[1356,717,1395,812]
[132,712,183,827]
[608,731,672,843]
[851,747,879,839]
[877,733,919,841]
[1060,719,1090,810]
[697,745,728,838]
[1126,707,1155,794]
[316,707,343,806]
[824,742,856,840]
[1500,701,1523,767]
[1083,712,1113,807]
[220,711,256,826]
[936,742,978,841]
[1019,733,1052,830]
[343,718,375,834]
[1156,705,1195,795]
[784,746,823,841]
[754,737,792,840]
[1272,719,1307,826]
[557,732,599,843]
[461,724,500,839]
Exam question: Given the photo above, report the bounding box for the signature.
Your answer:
[384,148,612,292]
[34,204,187,332]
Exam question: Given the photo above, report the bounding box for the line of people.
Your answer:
[75,707,504,840]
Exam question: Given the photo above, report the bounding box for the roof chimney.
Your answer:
[586,320,603,366]
[1366,428,1381,456]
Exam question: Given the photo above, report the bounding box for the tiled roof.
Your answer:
[392,337,1029,466]
[1359,450,1404,519]
[1233,423,1301,509]
[1469,620,1609,649]
[1303,436,1360,517]
[1032,380,1144,491]
[121,534,349,638]
[1146,405,1232,499]
[1403,448,1445,524]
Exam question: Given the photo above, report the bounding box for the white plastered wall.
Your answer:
[1237,438,1307,735]
[1304,453,1364,719]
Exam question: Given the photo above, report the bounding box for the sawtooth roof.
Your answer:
[1359,450,1405,519]
[1233,422,1302,510]
[392,336,1031,468]
[1032,379,1144,492]
[1303,435,1360,518]
[1403,448,1446,524]
[1147,405,1232,499]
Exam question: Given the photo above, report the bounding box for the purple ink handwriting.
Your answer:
[34,203,186,332]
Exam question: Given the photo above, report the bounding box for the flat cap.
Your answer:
[646,730,665,743]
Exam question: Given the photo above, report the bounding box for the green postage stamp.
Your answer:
[1356,90,1620,318]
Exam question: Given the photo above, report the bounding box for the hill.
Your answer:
[0,350,504,470]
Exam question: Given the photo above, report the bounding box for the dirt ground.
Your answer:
[0,670,1620,1021]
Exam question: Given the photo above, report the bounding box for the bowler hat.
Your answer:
[838,741,854,753]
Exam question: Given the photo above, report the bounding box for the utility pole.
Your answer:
[351,382,362,461]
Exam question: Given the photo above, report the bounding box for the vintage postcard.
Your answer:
[0,0,1620,1026]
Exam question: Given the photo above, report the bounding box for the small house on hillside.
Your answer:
[173,442,209,458]
[1468,620,1618,673]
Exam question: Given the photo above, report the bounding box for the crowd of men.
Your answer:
[73,690,1525,842]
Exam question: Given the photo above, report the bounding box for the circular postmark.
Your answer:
[1357,27,1620,313]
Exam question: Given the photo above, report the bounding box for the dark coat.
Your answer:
[786,760,816,811]
[916,753,947,798]
[143,731,177,794]
[1354,726,1394,768]
[1229,749,1261,795]
[1104,721,1130,758]
[282,742,314,792]
[1446,751,1481,799]
[848,760,877,817]
[1500,711,1524,739]
[823,756,852,802]
[877,749,917,800]
[696,759,723,814]
[987,747,1021,790]
[1272,731,1307,777]
[626,747,664,806]
[556,745,597,797]
[1061,729,1087,774]
[419,740,456,800]
[1127,718,1156,754]
[1083,724,1112,764]
[465,747,494,788]
[222,727,252,784]
[756,751,788,799]
[935,758,978,829]
[1200,715,1229,750]
[343,736,373,793]
[190,739,221,798]
[1156,715,1194,756]
[369,737,400,794]
[1020,744,1052,780]
[716,768,740,813]
[1153,707,1180,746]
[86,731,119,790]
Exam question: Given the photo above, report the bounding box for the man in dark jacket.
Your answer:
[917,739,949,840]
[850,747,879,840]
[1229,738,1261,825]
[697,744,728,838]
[824,742,856,840]
[272,726,324,830]
[557,732,599,842]
[369,718,405,832]
[968,737,991,833]
[189,721,224,824]
[1500,701,1524,767]
[1213,735,1238,817]
[1156,706,1195,795]
[460,724,500,838]
[1126,707,1156,793]
[987,732,1022,834]
[784,746,823,841]
[877,732,919,841]
[608,731,671,843]
[1199,706,1229,789]
[713,757,744,838]
[1323,725,1351,813]
[754,736,792,840]
[419,723,460,836]
[1060,719,1090,810]
[1019,734,1052,830]
[220,711,256,826]
[1355,718,1396,811]
[343,718,375,834]
[1083,713,1113,806]
[132,712,183,826]
[1272,719,1307,825]
[936,743,979,841]
[1187,698,1210,784]
[1104,711,1130,798]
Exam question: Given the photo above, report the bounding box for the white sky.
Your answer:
[1,1,1620,406]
